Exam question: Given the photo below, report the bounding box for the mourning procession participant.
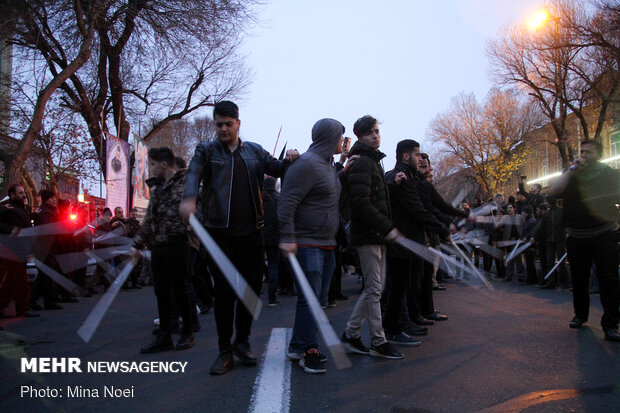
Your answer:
[110,206,125,228]
[279,118,345,374]
[340,115,404,360]
[384,140,449,346]
[30,190,63,310]
[518,176,545,211]
[263,176,281,307]
[536,197,568,289]
[521,205,538,285]
[179,100,299,375]
[548,139,620,342]
[0,184,38,318]
[131,147,196,354]
[415,153,463,322]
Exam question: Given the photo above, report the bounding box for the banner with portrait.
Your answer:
[105,133,130,214]
[132,134,150,209]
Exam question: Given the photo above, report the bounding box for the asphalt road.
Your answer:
[1,273,618,413]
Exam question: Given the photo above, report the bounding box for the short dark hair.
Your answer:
[532,183,542,191]
[130,207,138,213]
[396,139,420,162]
[420,153,430,165]
[353,115,377,138]
[7,184,23,197]
[148,147,175,166]
[213,101,239,119]
[102,207,112,217]
[580,139,603,156]
[39,189,56,203]
[174,157,186,170]
[523,205,533,216]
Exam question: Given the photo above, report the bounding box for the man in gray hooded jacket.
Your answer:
[279,118,345,374]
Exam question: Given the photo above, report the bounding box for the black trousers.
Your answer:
[328,248,344,302]
[207,231,264,352]
[151,242,193,335]
[566,230,619,330]
[524,248,538,283]
[420,260,435,315]
[385,256,419,334]
[405,256,425,320]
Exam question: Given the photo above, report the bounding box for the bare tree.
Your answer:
[429,89,543,195]
[147,115,216,162]
[32,100,100,194]
[5,0,255,180]
[0,0,97,196]
[487,0,619,168]
[557,0,620,142]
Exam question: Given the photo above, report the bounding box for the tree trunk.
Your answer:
[4,15,94,196]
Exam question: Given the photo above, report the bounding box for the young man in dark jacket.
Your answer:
[384,141,450,346]
[179,101,299,375]
[132,147,195,354]
[548,140,620,341]
[340,115,404,360]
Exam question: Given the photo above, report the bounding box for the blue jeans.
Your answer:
[291,247,335,352]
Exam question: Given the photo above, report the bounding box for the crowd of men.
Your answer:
[0,185,146,323]
[1,101,618,376]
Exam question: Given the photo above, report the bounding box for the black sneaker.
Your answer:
[387,332,422,347]
[341,332,369,355]
[287,344,327,362]
[175,333,195,350]
[369,342,404,359]
[569,316,586,329]
[603,328,620,342]
[140,334,173,354]
[268,300,280,307]
[404,323,429,336]
[232,342,257,365]
[299,349,326,374]
[327,300,339,308]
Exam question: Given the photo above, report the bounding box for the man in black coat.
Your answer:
[548,139,620,341]
[341,115,404,360]
[384,140,450,346]
[0,184,39,318]
[30,190,63,310]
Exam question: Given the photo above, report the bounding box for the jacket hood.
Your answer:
[349,141,386,162]
[308,118,344,161]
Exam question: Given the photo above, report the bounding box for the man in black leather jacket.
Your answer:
[180,101,299,375]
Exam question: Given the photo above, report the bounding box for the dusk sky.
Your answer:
[237,0,544,170]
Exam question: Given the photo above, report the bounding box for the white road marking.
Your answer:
[248,328,292,413]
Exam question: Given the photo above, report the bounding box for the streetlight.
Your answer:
[527,9,549,31]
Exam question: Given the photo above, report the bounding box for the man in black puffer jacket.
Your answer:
[341,115,404,361]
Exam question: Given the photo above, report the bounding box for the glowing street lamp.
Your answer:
[528,9,549,31]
